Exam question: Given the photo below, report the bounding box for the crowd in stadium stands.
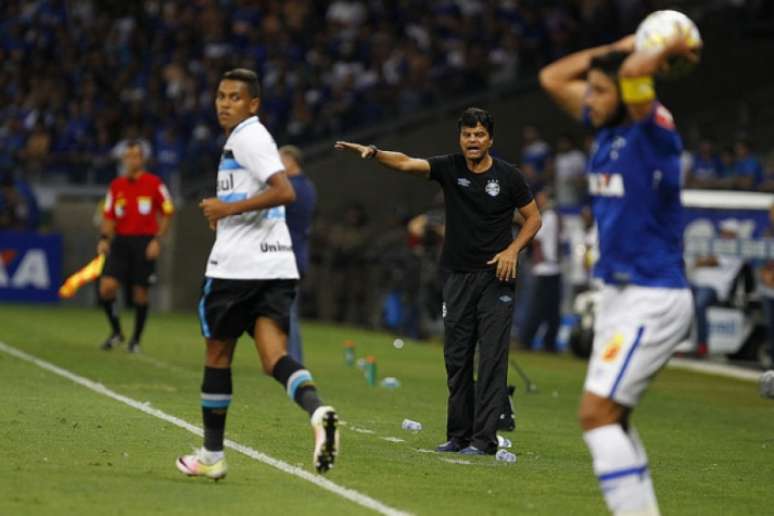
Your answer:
[1,0,651,188]
[517,127,774,208]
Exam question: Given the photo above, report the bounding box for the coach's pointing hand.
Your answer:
[334,141,377,159]
[488,246,519,282]
[200,198,233,227]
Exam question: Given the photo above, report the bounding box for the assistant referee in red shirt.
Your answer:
[98,141,174,352]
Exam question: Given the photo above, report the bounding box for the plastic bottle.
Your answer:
[380,377,400,389]
[495,449,517,463]
[364,355,377,385]
[401,419,423,432]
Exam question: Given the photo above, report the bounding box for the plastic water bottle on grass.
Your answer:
[401,419,422,432]
[381,377,400,389]
[496,449,517,463]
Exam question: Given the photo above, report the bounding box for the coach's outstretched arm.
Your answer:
[539,35,635,120]
[335,141,430,178]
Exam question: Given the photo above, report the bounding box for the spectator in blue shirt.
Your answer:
[0,169,39,231]
[686,139,723,189]
[733,139,764,190]
[280,145,317,363]
[520,125,551,177]
[154,126,184,189]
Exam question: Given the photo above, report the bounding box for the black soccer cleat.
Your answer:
[311,406,339,473]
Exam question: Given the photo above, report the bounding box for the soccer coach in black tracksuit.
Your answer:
[336,107,541,455]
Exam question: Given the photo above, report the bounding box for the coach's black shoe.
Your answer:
[459,446,488,456]
[100,334,124,351]
[436,440,466,453]
[127,339,141,353]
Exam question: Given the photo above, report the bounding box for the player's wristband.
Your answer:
[619,76,655,103]
[99,234,111,242]
[367,145,379,159]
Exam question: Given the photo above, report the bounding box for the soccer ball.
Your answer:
[635,10,702,78]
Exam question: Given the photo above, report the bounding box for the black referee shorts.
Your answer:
[198,277,298,340]
[102,235,157,287]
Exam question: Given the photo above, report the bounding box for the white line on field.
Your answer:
[0,341,411,516]
[131,352,194,376]
[667,357,762,382]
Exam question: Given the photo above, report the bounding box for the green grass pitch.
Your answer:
[1,304,772,515]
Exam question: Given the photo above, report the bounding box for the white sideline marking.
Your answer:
[667,357,761,382]
[0,341,411,516]
[381,437,406,443]
[131,352,193,376]
[350,426,376,434]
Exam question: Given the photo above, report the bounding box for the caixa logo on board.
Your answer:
[0,248,51,289]
[0,232,62,302]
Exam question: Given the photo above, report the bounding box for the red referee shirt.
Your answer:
[103,171,174,236]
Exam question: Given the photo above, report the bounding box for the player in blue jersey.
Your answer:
[540,34,699,515]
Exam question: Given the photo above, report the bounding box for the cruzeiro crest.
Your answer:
[485,179,500,197]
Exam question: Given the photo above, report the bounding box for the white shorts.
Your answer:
[583,284,693,407]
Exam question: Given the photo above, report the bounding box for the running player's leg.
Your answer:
[177,338,235,479]
[177,278,243,479]
[253,316,324,415]
[253,316,338,473]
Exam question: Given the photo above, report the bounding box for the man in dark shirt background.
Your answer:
[280,145,317,363]
[335,107,541,455]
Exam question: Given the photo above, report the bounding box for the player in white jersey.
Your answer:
[176,69,338,479]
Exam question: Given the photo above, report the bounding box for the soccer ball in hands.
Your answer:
[635,10,702,78]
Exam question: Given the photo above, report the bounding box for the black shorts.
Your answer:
[102,235,157,287]
[198,277,297,340]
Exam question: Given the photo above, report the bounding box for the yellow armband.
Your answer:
[619,76,655,103]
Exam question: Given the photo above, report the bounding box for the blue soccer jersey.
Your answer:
[585,103,687,288]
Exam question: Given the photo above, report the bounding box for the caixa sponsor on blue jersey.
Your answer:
[588,173,624,197]
[0,231,62,302]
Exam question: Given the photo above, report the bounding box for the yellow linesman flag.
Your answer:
[59,254,106,299]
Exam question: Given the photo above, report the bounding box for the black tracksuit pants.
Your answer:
[443,269,514,454]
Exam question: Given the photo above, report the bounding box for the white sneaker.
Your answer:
[176,448,227,480]
[311,406,339,473]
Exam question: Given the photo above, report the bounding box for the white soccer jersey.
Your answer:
[205,116,299,280]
